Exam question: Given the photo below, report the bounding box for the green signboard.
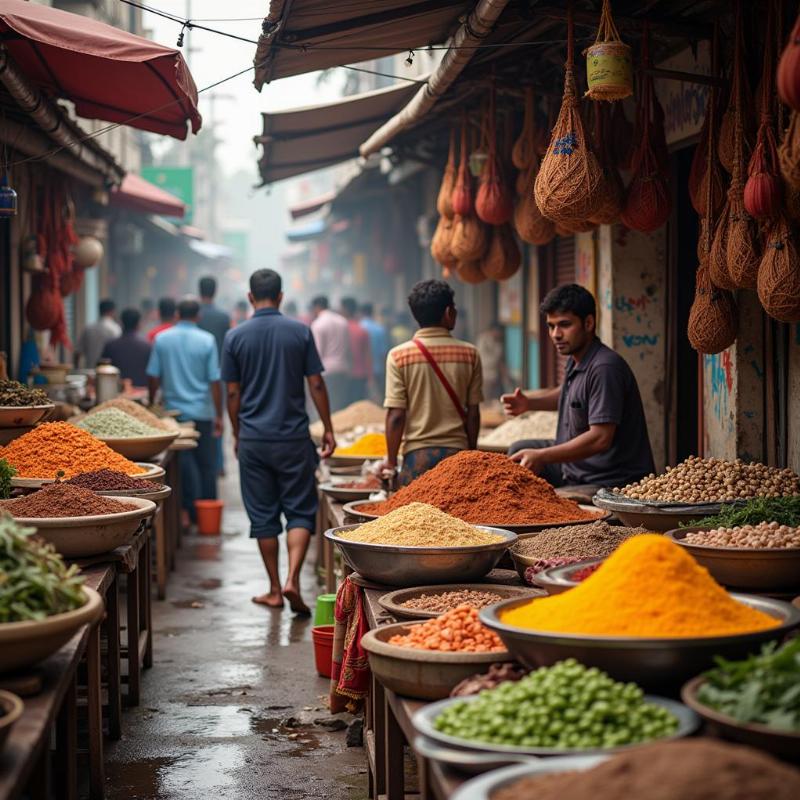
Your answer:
[141,166,194,222]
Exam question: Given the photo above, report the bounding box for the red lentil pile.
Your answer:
[1,483,137,518]
[360,451,597,525]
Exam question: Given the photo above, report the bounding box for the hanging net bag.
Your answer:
[431,216,455,267]
[757,215,800,322]
[456,258,488,285]
[482,224,521,281]
[584,0,632,101]
[476,87,514,225]
[452,214,489,261]
[514,160,556,245]
[436,130,457,219]
[512,88,537,171]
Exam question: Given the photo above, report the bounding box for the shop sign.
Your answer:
[141,166,194,222]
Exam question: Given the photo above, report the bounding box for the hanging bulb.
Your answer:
[405,50,415,67]
[0,173,17,218]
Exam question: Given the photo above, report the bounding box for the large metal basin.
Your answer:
[479,594,800,688]
[324,524,517,587]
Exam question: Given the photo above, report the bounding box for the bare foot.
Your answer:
[251,593,284,608]
[282,584,310,615]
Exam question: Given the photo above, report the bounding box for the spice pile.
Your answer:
[89,398,178,432]
[1,483,137,518]
[479,411,558,447]
[491,740,800,800]
[76,408,163,438]
[339,503,503,547]
[65,469,161,493]
[500,535,780,637]
[512,521,648,560]
[0,422,145,478]
[388,606,506,653]
[0,379,50,407]
[401,589,504,613]
[684,521,800,549]
[434,660,677,749]
[0,515,86,621]
[359,451,596,525]
[309,399,385,439]
[334,432,387,457]
[614,456,800,502]
[697,638,800,733]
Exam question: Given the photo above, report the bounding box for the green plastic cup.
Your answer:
[313,593,337,626]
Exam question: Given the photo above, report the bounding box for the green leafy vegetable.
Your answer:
[697,638,800,732]
[0,458,15,500]
[685,495,800,528]
[0,514,86,622]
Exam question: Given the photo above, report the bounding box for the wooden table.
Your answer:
[153,447,182,600]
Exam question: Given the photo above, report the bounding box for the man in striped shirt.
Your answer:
[381,280,483,486]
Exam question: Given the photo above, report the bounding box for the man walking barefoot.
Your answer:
[222,269,335,614]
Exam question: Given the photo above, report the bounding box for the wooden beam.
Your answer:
[645,66,725,88]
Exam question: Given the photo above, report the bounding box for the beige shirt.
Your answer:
[384,327,483,453]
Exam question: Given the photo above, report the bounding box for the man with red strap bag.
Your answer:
[380,280,483,486]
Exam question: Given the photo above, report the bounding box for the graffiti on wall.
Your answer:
[705,350,735,435]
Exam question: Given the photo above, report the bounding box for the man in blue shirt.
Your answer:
[147,299,223,527]
[222,269,335,614]
[360,302,389,402]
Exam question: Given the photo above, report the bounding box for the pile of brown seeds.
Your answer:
[685,521,800,549]
[401,589,504,613]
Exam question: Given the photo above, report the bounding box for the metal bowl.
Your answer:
[413,694,698,761]
[666,528,800,591]
[324,524,517,587]
[592,491,724,532]
[325,454,376,467]
[681,676,800,761]
[527,558,602,595]
[479,595,800,687]
[361,621,511,700]
[0,404,54,428]
[448,754,608,793]
[97,485,172,504]
[318,480,383,502]
[379,584,542,620]
[97,430,180,460]
[342,499,609,533]
[9,461,164,489]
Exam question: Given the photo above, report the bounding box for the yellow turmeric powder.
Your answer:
[500,534,780,638]
[334,432,387,457]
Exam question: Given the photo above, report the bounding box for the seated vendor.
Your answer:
[502,284,654,493]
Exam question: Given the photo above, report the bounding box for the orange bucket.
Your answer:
[312,625,335,678]
[195,499,223,535]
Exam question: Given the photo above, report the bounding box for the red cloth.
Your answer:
[147,322,174,342]
[347,320,372,380]
[110,173,186,218]
[329,577,370,714]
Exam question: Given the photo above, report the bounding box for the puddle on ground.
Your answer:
[265,612,311,647]
[187,578,223,590]
[249,715,322,757]
[159,744,247,795]
[105,755,179,798]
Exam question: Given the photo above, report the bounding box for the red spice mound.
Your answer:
[1,483,137,518]
[361,451,598,525]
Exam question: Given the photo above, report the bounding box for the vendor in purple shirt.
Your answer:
[502,284,654,493]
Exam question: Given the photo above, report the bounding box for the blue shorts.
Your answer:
[237,438,319,539]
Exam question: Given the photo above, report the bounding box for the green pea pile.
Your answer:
[433,659,678,749]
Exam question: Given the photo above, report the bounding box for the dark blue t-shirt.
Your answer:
[221,308,324,441]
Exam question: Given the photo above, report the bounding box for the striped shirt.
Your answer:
[384,327,483,453]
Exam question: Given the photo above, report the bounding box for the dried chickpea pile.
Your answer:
[615,456,800,503]
[401,589,504,613]
[685,521,800,549]
[388,605,506,653]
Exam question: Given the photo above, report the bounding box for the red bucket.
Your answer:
[195,500,223,535]
[312,625,335,678]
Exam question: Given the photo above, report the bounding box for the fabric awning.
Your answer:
[253,0,468,87]
[290,192,335,219]
[0,0,201,139]
[110,173,186,219]
[255,81,420,184]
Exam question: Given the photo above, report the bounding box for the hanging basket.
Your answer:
[25,275,61,331]
[475,89,514,226]
[452,120,474,216]
[777,8,800,111]
[512,88,537,171]
[688,264,738,354]
[584,0,632,101]
[745,126,783,219]
[708,202,735,290]
[455,258,488,284]
[757,216,800,322]
[779,111,800,189]
[451,214,489,261]
[514,166,556,245]
[726,189,761,289]
[482,224,522,281]
[431,216,455,266]
[436,131,457,219]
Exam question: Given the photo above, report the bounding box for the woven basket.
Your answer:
[708,202,735,290]
[726,188,761,289]
[688,264,738,354]
[431,216,455,266]
[757,216,800,322]
[512,88,537,171]
[436,132,457,219]
[455,258,488,285]
[584,0,631,101]
[482,224,522,281]
[779,111,800,189]
[451,214,489,261]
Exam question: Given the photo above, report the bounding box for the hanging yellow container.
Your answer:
[584,0,632,101]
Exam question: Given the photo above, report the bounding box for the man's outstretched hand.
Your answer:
[502,387,528,417]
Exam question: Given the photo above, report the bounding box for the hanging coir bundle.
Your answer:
[757,216,800,321]
[476,87,514,225]
[777,5,800,111]
[558,218,598,234]
[452,119,474,216]
[512,88,537,171]
[482,224,521,281]
[687,263,739,354]
[455,259,488,285]
[451,214,489,261]
[584,0,632,101]
[436,130,457,219]
[514,163,556,245]
[534,10,603,223]
[779,111,800,189]
[689,101,726,217]
[431,216,455,267]
[708,203,734,289]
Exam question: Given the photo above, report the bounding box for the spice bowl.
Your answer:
[591,491,724,532]
[0,690,24,754]
[98,430,180,461]
[0,403,55,428]
[10,497,157,558]
[479,595,800,688]
[361,621,512,701]
[325,525,518,587]
[666,528,800,591]
[97,485,172,504]
[681,676,800,761]
[0,586,104,673]
[318,480,382,502]
[527,558,602,595]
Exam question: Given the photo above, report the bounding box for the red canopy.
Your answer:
[0,0,201,139]
[110,173,186,218]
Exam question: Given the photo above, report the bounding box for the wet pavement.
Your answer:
[105,464,367,799]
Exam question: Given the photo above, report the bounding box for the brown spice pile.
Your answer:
[360,451,596,525]
[512,521,650,560]
[65,469,161,492]
[401,589,504,613]
[1,483,137,518]
[490,739,800,800]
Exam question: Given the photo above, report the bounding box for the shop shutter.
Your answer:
[553,236,575,385]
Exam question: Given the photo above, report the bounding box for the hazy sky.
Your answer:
[147,1,345,175]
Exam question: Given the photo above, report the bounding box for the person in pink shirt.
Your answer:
[147,297,176,342]
[310,296,351,411]
[341,297,372,404]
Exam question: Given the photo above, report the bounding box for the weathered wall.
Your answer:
[786,325,800,472]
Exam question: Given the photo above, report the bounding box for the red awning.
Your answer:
[0,0,201,139]
[110,173,186,219]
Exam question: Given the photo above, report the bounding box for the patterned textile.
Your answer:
[398,446,460,487]
[329,577,370,714]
